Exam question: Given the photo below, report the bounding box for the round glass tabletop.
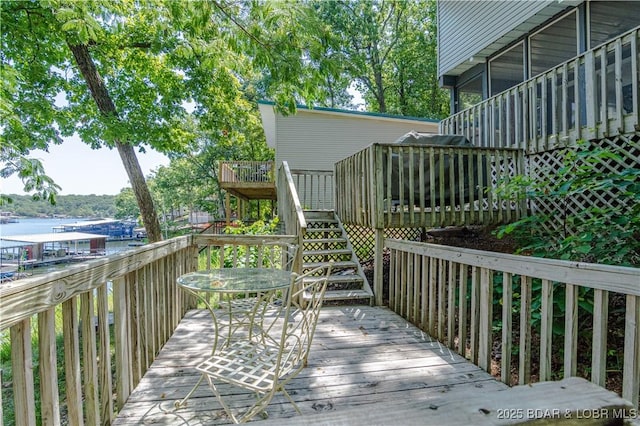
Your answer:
[177,268,293,293]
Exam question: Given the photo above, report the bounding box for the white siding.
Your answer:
[274,110,439,171]
[272,109,438,210]
[438,0,577,77]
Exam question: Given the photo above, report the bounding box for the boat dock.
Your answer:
[0,232,108,275]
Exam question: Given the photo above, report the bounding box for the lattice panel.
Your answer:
[486,153,521,211]
[344,224,422,262]
[527,132,640,235]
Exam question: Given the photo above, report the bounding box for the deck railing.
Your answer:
[289,168,334,210]
[0,233,300,425]
[441,26,639,153]
[218,160,275,184]
[335,143,523,229]
[385,238,640,408]
[0,237,196,425]
[277,162,307,270]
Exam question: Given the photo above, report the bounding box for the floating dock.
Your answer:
[0,232,108,273]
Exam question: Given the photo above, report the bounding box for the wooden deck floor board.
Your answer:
[112,306,509,425]
[114,305,634,425]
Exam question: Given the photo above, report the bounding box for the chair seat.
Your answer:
[196,340,293,393]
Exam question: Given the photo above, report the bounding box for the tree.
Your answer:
[114,187,140,220]
[313,0,448,118]
[2,0,337,242]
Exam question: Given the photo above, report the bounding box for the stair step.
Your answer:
[304,248,352,257]
[303,237,347,244]
[303,211,337,221]
[304,289,373,301]
[304,275,364,284]
[305,227,341,233]
[303,260,358,270]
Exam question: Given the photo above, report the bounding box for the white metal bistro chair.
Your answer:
[195,263,332,423]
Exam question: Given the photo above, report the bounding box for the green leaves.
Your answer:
[495,140,640,267]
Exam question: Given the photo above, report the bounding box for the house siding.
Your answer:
[273,109,438,209]
[438,0,566,77]
[274,110,438,171]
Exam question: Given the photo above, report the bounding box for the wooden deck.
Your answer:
[114,305,635,425]
[113,305,507,424]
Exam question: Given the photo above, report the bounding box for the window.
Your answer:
[529,10,578,77]
[457,74,483,111]
[589,1,640,48]
[489,42,525,96]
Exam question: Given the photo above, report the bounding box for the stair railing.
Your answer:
[288,169,334,210]
[277,161,307,273]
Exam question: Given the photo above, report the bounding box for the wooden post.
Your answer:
[373,228,384,306]
[225,192,231,227]
[11,319,36,426]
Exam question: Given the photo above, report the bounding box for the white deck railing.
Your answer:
[289,168,334,211]
[385,238,640,408]
[218,161,275,184]
[441,27,639,153]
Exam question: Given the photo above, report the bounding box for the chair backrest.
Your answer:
[261,241,299,272]
[273,263,332,383]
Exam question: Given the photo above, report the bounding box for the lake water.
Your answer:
[0,217,74,237]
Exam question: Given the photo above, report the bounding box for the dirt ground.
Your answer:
[361,225,517,305]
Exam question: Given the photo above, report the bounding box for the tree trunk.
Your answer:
[67,43,163,242]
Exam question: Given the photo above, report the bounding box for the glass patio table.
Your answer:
[175,267,293,408]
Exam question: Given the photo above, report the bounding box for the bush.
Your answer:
[495,140,640,266]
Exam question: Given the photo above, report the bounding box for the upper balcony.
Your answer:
[441,27,639,154]
[218,160,276,200]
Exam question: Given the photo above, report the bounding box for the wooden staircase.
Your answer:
[301,210,373,305]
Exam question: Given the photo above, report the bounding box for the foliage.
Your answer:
[495,141,640,267]
[221,219,279,268]
[0,152,61,206]
[114,187,140,220]
[492,141,640,365]
[312,0,449,118]
[2,0,340,240]
[1,194,116,217]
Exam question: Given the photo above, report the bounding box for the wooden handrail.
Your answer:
[277,162,307,273]
[385,238,640,408]
[218,161,275,184]
[441,26,639,153]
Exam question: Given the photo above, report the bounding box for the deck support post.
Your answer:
[374,228,384,306]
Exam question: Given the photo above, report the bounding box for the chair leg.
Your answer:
[203,374,241,423]
[203,374,273,424]
[279,387,302,415]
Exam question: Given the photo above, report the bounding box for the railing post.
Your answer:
[373,228,385,306]
[11,319,36,426]
[622,295,640,407]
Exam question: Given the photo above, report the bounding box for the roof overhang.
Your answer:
[440,0,582,78]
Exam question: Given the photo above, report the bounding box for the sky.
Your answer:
[2,136,170,196]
